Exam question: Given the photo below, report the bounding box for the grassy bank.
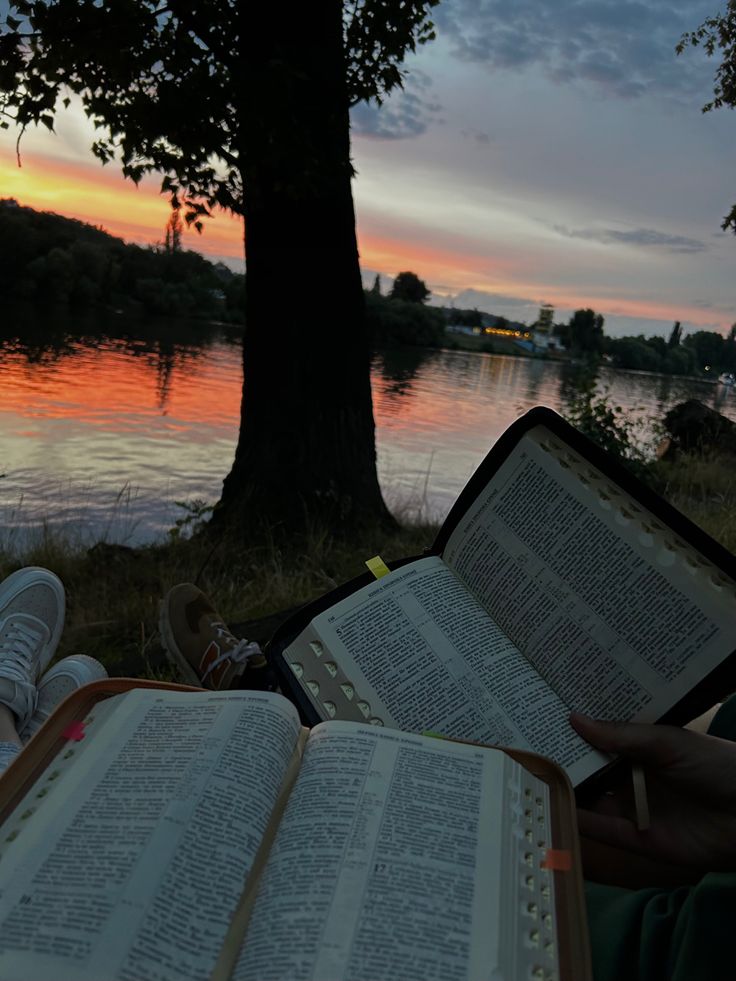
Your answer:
[652,453,736,554]
[441,332,532,356]
[1,451,733,684]
[0,520,437,682]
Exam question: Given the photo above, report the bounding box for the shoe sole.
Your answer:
[158,594,204,688]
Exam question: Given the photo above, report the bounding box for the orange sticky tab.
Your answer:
[541,849,572,871]
[62,721,86,742]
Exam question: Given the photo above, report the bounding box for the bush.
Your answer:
[562,377,655,482]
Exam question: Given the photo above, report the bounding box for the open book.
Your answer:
[0,681,589,981]
[271,407,736,788]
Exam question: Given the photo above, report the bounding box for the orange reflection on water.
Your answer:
[0,337,243,435]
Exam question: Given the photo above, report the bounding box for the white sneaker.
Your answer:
[20,655,108,743]
[0,568,65,730]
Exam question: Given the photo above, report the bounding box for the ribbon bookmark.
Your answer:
[62,721,86,742]
[366,555,391,579]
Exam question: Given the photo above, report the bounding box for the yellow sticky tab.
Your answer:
[421,730,446,740]
[366,555,391,579]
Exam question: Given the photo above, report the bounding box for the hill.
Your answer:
[0,199,244,320]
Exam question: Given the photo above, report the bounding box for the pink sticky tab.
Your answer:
[62,721,86,742]
[541,849,572,871]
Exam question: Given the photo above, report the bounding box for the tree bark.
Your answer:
[215,0,393,535]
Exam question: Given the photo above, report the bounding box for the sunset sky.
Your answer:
[1,0,735,338]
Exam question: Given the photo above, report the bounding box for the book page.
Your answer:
[233,724,559,981]
[443,428,736,723]
[0,694,127,859]
[0,689,302,981]
[285,556,607,785]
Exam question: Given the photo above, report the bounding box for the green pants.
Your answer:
[585,697,736,981]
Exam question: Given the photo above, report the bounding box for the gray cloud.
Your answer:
[428,285,719,339]
[449,288,535,309]
[460,127,493,144]
[351,70,442,140]
[434,0,717,102]
[555,224,708,253]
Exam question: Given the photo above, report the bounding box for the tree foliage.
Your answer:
[365,288,444,347]
[389,270,430,303]
[0,0,439,224]
[0,198,240,316]
[163,210,182,254]
[667,320,683,348]
[684,329,731,372]
[678,3,736,230]
[567,308,605,355]
[604,328,736,376]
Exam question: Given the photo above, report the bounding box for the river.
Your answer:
[1,316,732,546]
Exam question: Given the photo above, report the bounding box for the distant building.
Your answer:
[531,303,565,353]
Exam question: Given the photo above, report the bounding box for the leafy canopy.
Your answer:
[0,0,439,227]
[567,307,604,355]
[389,269,430,303]
[678,2,736,230]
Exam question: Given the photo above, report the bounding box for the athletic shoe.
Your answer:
[20,654,109,744]
[159,583,265,689]
[0,567,65,729]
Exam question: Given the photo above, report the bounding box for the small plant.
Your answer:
[168,499,214,541]
[563,377,657,481]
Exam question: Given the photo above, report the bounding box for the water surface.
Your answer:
[1,315,731,545]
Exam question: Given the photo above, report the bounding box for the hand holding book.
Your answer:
[572,713,736,873]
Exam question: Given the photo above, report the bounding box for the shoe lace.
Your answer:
[0,615,46,685]
[202,625,262,683]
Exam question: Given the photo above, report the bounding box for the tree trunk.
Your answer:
[215,0,393,536]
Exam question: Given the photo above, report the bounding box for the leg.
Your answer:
[0,702,22,774]
[0,568,66,771]
[0,703,22,748]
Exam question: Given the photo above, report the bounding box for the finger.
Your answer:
[576,808,650,854]
[570,713,685,766]
[583,790,634,821]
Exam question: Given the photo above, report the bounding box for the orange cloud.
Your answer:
[359,230,519,285]
[0,151,244,260]
[360,226,728,331]
[2,150,728,331]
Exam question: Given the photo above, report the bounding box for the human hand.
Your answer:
[571,713,736,873]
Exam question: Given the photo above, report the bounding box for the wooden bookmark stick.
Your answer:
[632,764,650,831]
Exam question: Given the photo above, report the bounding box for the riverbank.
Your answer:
[0,517,436,682]
[0,450,732,684]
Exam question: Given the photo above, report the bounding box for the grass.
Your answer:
[651,452,736,554]
[0,516,438,682]
[2,451,733,684]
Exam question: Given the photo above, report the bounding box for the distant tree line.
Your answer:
[365,271,445,348]
[606,324,736,376]
[0,200,244,320]
[366,271,736,377]
[549,305,736,376]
